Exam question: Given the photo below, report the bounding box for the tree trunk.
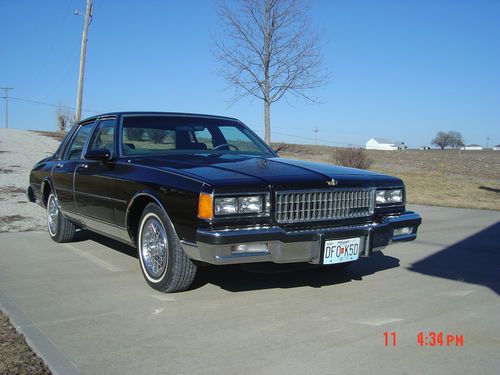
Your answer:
[264,100,271,145]
[263,1,271,145]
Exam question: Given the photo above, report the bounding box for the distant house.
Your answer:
[365,138,398,150]
[461,144,483,150]
[493,145,500,151]
[395,141,408,150]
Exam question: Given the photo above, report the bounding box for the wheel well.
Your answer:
[127,195,158,245]
[42,181,52,208]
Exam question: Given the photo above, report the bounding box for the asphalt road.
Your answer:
[1,205,499,375]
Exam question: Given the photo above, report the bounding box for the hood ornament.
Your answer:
[326,179,338,186]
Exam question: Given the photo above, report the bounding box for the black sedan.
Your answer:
[27,112,421,292]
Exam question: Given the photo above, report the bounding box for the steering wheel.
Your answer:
[213,143,239,151]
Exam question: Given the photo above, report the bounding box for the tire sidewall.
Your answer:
[137,204,174,287]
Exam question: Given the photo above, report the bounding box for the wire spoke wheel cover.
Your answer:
[47,195,59,236]
[140,213,168,280]
[137,202,197,292]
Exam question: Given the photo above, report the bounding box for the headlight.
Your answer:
[214,195,266,216]
[214,197,237,215]
[239,196,263,213]
[376,189,404,205]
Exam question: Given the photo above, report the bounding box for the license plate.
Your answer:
[323,237,361,265]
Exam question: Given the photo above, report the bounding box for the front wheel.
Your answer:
[46,193,76,243]
[137,203,197,293]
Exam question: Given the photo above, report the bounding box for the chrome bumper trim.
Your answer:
[182,211,421,265]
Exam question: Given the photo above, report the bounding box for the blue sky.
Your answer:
[1,0,499,148]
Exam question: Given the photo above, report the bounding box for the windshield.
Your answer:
[121,115,273,157]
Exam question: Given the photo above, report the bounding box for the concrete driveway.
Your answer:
[1,205,499,375]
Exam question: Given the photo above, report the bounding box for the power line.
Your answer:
[41,50,81,101]
[271,130,362,147]
[32,0,74,96]
[1,87,14,128]
[9,96,101,114]
[252,126,362,147]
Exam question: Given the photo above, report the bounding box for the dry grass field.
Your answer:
[274,143,500,211]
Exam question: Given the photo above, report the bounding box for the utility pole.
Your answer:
[313,128,319,145]
[486,137,490,149]
[1,87,13,128]
[75,0,93,123]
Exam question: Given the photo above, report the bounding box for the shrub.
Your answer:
[334,147,373,170]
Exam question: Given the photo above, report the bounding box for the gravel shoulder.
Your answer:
[0,129,60,232]
[0,129,58,375]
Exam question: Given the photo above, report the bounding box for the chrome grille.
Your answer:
[275,188,375,223]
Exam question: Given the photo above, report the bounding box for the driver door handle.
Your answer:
[77,163,88,169]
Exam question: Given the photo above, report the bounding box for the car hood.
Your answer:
[130,154,403,190]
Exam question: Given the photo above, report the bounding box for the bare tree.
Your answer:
[55,106,74,133]
[431,130,465,150]
[213,0,327,144]
[431,131,450,150]
[448,130,465,149]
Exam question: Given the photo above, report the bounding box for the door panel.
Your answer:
[74,161,126,223]
[74,118,125,225]
[51,161,78,212]
[51,123,93,213]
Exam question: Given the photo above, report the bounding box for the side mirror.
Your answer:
[84,148,111,162]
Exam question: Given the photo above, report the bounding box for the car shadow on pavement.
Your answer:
[193,251,400,292]
[72,229,401,292]
[75,230,138,258]
[408,221,500,295]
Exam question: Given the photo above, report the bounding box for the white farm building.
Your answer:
[365,138,398,150]
[461,144,483,151]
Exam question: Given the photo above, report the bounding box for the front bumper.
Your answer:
[182,211,422,265]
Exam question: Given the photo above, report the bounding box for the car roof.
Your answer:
[80,112,239,124]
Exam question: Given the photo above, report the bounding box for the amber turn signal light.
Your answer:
[198,192,214,220]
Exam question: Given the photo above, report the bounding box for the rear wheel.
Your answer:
[137,203,197,293]
[47,193,76,243]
